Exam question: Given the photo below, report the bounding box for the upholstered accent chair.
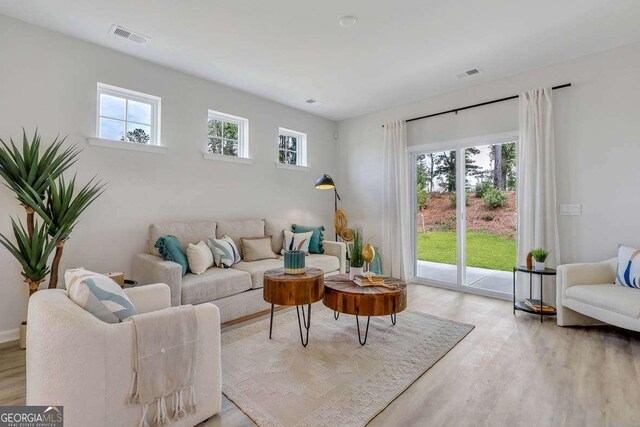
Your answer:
[556,258,640,331]
[26,284,222,427]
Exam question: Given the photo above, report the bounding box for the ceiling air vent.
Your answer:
[456,67,482,79]
[109,25,149,44]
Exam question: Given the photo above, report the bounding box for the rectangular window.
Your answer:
[207,111,249,158]
[278,128,307,166]
[97,83,161,145]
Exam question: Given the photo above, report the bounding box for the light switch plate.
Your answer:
[560,204,581,216]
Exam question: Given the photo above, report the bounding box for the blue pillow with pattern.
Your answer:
[616,245,640,289]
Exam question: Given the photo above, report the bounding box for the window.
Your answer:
[96,83,161,145]
[207,110,249,159]
[278,128,307,167]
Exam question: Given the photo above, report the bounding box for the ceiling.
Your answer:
[1,0,640,121]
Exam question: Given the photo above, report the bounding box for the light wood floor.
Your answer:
[3,284,640,426]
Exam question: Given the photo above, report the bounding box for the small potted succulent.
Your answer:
[349,227,364,280]
[530,248,550,271]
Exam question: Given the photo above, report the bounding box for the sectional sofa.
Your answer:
[132,218,346,323]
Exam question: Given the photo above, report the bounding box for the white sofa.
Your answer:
[26,283,222,427]
[133,218,347,323]
[556,258,640,331]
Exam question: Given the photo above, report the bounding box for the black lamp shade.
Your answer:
[315,174,335,190]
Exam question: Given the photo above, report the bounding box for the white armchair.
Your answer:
[26,284,222,427]
[557,258,640,331]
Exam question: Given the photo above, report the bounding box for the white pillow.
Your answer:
[281,230,313,255]
[65,268,137,323]
[616,245,640,288]
[207,236,241,268]
[187,240,214,274]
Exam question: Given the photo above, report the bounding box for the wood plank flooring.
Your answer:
[2,284,639,426]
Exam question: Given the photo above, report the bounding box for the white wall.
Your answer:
[0,14,337,340]
[338,41,640,274]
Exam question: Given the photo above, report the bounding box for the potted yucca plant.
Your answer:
[0,129,103,348]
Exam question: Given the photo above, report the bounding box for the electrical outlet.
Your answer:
[560,204,581,216]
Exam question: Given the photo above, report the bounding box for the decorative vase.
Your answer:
[526,252,533,270]
[19,321,27,350]
[349,266,363,281]
[284,250,306,275]
[534,261,545,271]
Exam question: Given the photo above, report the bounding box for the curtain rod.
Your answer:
[382,83,571,127]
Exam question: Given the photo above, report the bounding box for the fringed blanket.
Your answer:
[126,304,199,427]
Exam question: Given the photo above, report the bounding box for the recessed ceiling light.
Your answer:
[339,16,357,28]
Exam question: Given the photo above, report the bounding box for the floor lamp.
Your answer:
[314,174,341,240]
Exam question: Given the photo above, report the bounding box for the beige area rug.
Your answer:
[221,304,474,427]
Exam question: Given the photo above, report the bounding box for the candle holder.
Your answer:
[284,250,306,275]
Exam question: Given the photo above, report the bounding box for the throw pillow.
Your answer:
[242,236,278,261]
[207,236,241,268]
[292,224,325,254]
[155,235,189,276]
[65,268,137,324]
[281,230,313,255]
[616,245,640,288]
[186,240,214,275]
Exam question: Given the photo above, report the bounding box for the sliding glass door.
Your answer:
[413,134,517,298]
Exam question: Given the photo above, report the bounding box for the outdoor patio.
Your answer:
[416,260,512,294]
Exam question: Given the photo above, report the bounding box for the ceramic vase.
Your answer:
[284,250,305,275]
[534,261,545,271]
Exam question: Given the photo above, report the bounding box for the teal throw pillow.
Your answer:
[292,224,325,254]
[155,235,189,276]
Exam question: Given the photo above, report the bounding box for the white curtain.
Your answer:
[517,88,561,302]
[382,121,413,281]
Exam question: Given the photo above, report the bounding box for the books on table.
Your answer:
[353,274,385,287]
[524,298,555,313]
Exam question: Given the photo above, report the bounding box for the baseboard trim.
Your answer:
[0,328,19,344]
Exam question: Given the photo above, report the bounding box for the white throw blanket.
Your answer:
[126,305,199,427]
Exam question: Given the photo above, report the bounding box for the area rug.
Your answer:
[221,304,474,426]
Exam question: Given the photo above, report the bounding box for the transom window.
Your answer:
[207,110,249,158]
[278,128,307,166]
[97,83,161,145]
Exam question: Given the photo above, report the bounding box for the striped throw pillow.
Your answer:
[65,268,137,323]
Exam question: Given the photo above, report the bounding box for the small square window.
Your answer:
[96,83,161,145]
[207,111,249,159]
[278,128,307,166]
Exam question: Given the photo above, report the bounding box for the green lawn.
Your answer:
[416,231,516,272]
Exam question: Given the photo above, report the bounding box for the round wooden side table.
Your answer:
[323,274,407,345]
[263,267,324,347]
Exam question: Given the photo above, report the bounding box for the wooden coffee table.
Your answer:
[323,274,407,345]
[263,267,324,347]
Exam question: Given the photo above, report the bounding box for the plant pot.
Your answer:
[349,266,363,281]
[19,321,27,350]
[534,261,545,271]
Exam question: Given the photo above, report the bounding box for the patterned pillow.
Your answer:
[207,236,241,268]
[616,245,640,288]
[281,230,313,255]
[65,268,137,323]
